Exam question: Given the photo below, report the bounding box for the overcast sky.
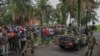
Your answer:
[33,0,100,25]
[48,0,59,8]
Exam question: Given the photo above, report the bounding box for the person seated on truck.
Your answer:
[65,29,69,36]
[72,28,81,39]
[69,31,75,38]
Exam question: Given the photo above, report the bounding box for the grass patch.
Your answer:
[96,25,100,32]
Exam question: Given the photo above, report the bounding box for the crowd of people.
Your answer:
[0,24,97,56]
[0,24,64,56]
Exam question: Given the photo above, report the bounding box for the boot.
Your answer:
[90,50,93,56]
[85,51,89,56]
[31,50,34,54]
[22,53,25,56]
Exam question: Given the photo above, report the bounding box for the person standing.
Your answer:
[19,26,27,56]
[1,33,9,56]
[40,28,47,44]
[85,32,97,56]
[84,27,89,36]
[0,28,3,56]
[49,27,54,43]
[22,28,35,55]
[44,27,49,44]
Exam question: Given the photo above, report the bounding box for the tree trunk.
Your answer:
[41,10,45,26]
[77,0,81,26]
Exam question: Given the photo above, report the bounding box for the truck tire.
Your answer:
[59,45,65,49]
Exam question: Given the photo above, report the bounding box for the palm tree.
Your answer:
[65,0,99,26]
[45,5,54,24]
[6,0,34,24]
[0,0,11,24]
[80,11,98,26]
[80,0,99,26]
[35,0,53,25]
[64,0,99,26]
[56,0,77,25]
[56,0,67,25]
[0,0,9,17]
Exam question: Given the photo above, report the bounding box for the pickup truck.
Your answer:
[55,34,88,51]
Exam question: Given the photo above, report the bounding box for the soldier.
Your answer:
[70,31,75,37]
[67,24,73,37]
[22,26,35,56]
[85,32,97,56]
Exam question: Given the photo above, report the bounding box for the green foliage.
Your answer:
[35,0,53,25]
[6,0,34,24]
[96,25,100,32]
[0,0,100,26]
[80,10,98,26]
[3,15,12,24]
[56,0,68,24]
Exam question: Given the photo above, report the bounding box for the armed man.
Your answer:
[22,26,35,56]
[85,32,97,56]
[67,24,73,36]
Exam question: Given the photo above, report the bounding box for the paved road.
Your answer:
[11,32,100,56]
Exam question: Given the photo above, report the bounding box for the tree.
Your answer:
[6,0,34,24]
[80,0,99,26]
[56,1,67,24]
[56,0,78,25]
[35,0,53,25]
[65,0,100,26]
[0,0,9,18]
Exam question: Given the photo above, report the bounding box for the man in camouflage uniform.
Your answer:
[22,27,35,56]
[67,24,73,37]
[85,32,97,56]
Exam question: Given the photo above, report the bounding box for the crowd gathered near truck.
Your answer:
[0,24,96,56]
